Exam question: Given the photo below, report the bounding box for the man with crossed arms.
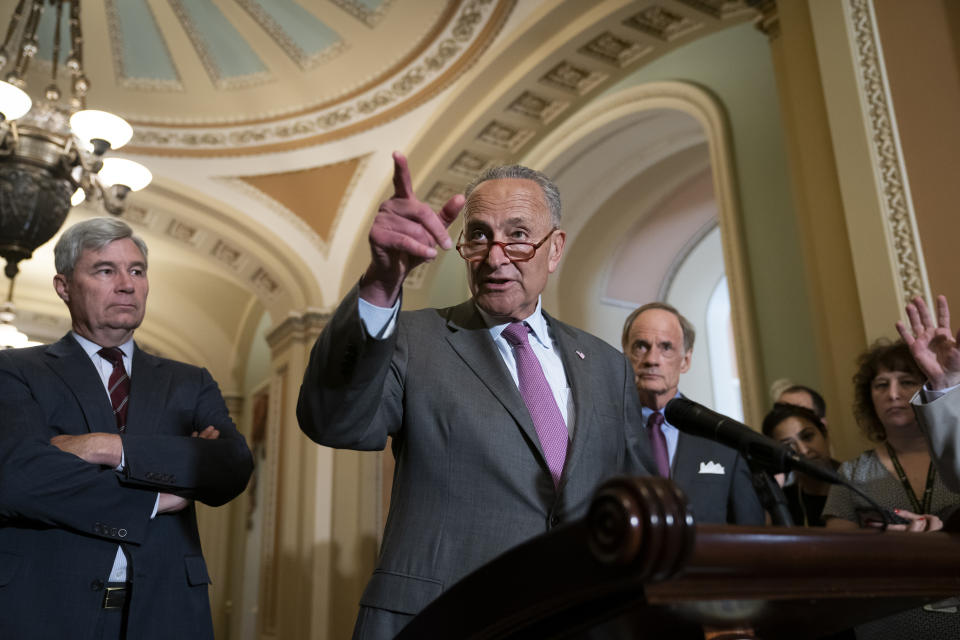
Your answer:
[298,153,654,638]
[0,218,253,639]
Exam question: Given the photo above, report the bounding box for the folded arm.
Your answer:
[118,367,253,507]
[0,362,156,543]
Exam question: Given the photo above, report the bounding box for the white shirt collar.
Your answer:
[477,297,552,350]
[641,391,682,431]
[71,332,135,362]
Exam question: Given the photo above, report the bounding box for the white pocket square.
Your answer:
[698,461,725,474]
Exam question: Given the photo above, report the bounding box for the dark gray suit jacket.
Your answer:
[297,287,654,638]
[670,431,765,525]
[0,334,253,640]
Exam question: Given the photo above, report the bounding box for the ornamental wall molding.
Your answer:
[848,0,929,304]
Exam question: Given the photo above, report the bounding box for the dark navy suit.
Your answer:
[0,334,253,640]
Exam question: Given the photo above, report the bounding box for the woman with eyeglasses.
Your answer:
[822,340,960,639]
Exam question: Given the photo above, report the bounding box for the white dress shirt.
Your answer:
[71,333,155,583]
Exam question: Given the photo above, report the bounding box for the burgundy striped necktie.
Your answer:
[98,347,130,433]
[502,322,568,489]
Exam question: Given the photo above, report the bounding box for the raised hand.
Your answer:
[896,295,960,390]
[360,152,464,307]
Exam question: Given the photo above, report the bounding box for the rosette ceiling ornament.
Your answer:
[0,0,152,281]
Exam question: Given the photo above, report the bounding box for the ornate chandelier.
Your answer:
[0,0,152,282]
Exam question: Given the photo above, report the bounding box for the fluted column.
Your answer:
[747,0,934,458]
[256,310,383,639]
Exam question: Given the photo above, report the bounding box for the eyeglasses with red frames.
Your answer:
[456,227,559,263]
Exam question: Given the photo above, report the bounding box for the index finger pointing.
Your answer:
[392,151,414,200]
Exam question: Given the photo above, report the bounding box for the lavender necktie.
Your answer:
[647,412,670,478]
[502,322,568,488]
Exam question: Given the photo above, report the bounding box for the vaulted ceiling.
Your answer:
[3,0,758,390]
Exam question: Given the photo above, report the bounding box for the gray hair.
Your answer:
[54,217,148,276]
[463,165,562,227]
[621,302,696,353]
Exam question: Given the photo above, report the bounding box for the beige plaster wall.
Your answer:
[586,23,821,413]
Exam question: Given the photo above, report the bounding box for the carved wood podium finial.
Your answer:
[587,476,696,580]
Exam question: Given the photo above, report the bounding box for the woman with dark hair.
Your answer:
[762,403,838,526]
[822,339,960,638]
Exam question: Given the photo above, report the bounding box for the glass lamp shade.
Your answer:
[69,109,133,150]
[0,322,32,349]
[0,81,32,121]
[98,158,152,191]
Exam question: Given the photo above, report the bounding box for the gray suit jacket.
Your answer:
[0,334,253,640]
[913,388,960,492]
[297,287,654,638]
[671,431,764,525]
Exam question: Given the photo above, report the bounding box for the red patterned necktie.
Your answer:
[648,412,671,478]
[502,322,568,489]
[98,347,130,433]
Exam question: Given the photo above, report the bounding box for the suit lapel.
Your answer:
[45,334,115,434]
[444,301,545,463]
[546,315,595,488]
[672,431,693,485]
[127,345,171,435]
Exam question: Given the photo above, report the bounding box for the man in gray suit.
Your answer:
[297,153,654,638]
[898,294,960,491]
[621,302,764,525]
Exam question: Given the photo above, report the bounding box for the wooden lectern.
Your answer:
[397,477,960,639]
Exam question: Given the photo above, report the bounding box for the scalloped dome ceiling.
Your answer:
[17,0,508,155]
[4,0,761,377]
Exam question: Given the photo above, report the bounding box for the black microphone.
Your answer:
[664,397,841,485]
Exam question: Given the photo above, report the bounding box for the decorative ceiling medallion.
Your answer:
[128,0,510,154]
[507,91,568,124]
[477,121,535,152]
[211,240,247,271]
[166,219,204,247]
[425,182,463,208]
[624,6,701,41]
[251,267,282,299]
[120,204,154,226]
[540,61,608,95]
[580,32,651,68]
[449,151,498,177]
